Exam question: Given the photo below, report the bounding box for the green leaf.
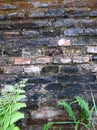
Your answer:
[12,103,26,112]
[2,116,10,129]
[43,122,53,130]
[10,112,24,125]
[7,125,20,130]
[4,85,15,92]
[0,80,27,130]
[21,79,28,84]
[58,101,76,122]
[19,84,26,87]
[15,89,26,94]
[91,89,97,115]
[15,95,27,101]
[75,96,90,121]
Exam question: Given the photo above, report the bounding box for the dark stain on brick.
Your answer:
[41,65,59,75]
[60,65,80,74]
[45,47,63,56]
[58,74,96,84]
[45,83,63,91]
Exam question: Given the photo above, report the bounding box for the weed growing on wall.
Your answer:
[43,90,97,130]
[0,79,27,130]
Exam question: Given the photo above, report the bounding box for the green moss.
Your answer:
[65,46,84,54]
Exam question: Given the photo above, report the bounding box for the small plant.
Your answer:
[0,79,27,130]
[43,90,97,130]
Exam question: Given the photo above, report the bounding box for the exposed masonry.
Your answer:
[0,0,97,129]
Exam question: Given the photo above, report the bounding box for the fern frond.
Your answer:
[19,79,28,84]
[2,115,10,130]
[43,122,53,130]
[15,89,26,94]
[19,84,26,88]
[75,96,90,121]
[91,89,97,115]
[0,79,27,130]
[15,95,27,101]
[58,101,76,122]
[10,112,24,125]
[12,103,26,112]
[7,124,20,130]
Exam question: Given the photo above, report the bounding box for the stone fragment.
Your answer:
[64,28,84,36]
[89,11,97,16]
[3,48,22,57]
[73,56,89,63]
[27,76,56,83]
[86,46,97,54]
[31,107,62,120]
[41,65,59,75]
[36,57,52,64]
[64,28,97,36]
[46,9,64,17]
[58,74,96,84]
[32,2,48,8]
[45,48,63,56]
[54,55,71,64]
[28,11,45,18]
[60,65,79,74]
[7,12,24,19]
[24,65,42,75]
[92,55,97,61]
[3,31,19,35]
[55,19,76,27]
[0,14,6,20]
[45,83,63,91]
[0,4,18,10]
[0,75,16,84]
[22,30,39,36]
[4,66,23,74]
[0,58,9,66]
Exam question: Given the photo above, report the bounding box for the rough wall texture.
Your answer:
[0,0,97,129]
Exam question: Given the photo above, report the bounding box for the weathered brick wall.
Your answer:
[0,0,97,129]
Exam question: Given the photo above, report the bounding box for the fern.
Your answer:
[0,79,27,130]
[58,101,76,122]
[15,95,27,101]
[12,103,26,112]
[75,96,90,122]
[43,122,53,130]
[10,112,24,125]
[43,90,97,130]
[7,125,20,130]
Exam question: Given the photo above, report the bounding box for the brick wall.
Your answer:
[0,0,97,129]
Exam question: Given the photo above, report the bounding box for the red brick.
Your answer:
[12,57,31,65]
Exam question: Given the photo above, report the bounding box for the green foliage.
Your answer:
[58,101,76,122]
[0,79,27,130]
[43,122,53,130]
[43,90,97,130]
[75,96,90,122]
